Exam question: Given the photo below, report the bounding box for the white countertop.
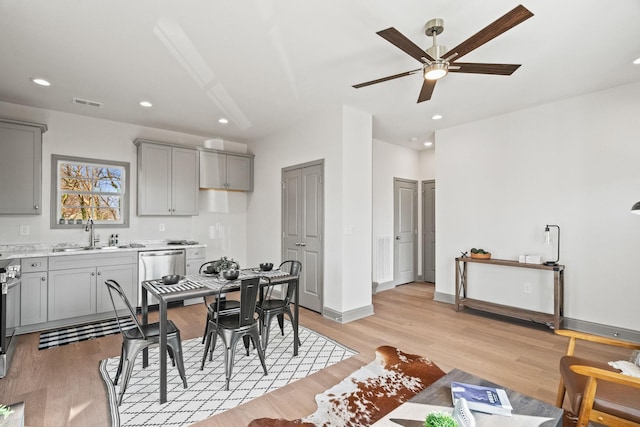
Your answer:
[0,242,206,260]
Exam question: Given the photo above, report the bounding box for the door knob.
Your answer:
[395,236,400,240]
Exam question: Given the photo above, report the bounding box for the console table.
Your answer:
[455,257,564,330]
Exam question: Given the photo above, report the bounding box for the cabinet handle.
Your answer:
[97,271,102,275]
[91,272,96,276]
[34,205,39,210]
[41,276,46,281]
[299,242,306,246]
[31,263,38,267]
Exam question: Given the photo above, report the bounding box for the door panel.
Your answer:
[283,162,323,313]
[394,179,417,285]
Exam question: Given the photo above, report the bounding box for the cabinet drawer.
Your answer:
[21,257,48,272]
[186,247,205,259]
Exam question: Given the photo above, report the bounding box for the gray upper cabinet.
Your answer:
[135,139,199,216]
[199,150,253,191]
[0,118,47,214]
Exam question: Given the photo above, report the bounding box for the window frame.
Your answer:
[50,154,130,229]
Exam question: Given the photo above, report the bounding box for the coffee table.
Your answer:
[408,369,563,426]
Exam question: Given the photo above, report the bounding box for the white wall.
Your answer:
[0,101,249,265]
[372,139,421,287]
[247,105,373,318]
[435,81,640,331]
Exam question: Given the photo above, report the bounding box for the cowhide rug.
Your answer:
[249,345,446,427]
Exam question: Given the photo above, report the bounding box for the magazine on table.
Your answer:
[451,381,513,416]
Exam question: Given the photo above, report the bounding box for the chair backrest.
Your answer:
[104,279,145,338]
[199,261,214,274]
[279,260,302,303]
[237,277,261,327]
[279,260,302,277]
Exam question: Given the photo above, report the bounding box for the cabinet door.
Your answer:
[48,267,96,321]
[95,264,137,314]
[20,272,48,326]
[199,151,227,189]
[171,147,199,215]
[226,154,253,191]
[0,120,44,214]
[137,143,172,215]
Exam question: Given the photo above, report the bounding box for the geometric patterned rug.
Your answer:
[99,322,356,427]
[39,316,135,350]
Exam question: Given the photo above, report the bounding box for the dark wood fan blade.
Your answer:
[448,62,521,75]
[417,79,436,103]
[352,69,421,88]
[442,5,533,62]
[377,27,435,63]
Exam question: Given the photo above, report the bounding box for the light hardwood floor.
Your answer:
[0,282,627,426]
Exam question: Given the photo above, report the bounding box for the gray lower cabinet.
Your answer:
[48,267,96,320]
[20,257,48,326]
[47,252,137,321]
[0,118,48,215]
[199,150,254,191]
[21,273,48,326]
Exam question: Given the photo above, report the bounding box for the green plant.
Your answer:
[0,404,13,419]
[211,256,240,272]
[424,411,456,427]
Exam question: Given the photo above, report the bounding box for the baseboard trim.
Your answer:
[434,292,640,342]
[323,304,374,324]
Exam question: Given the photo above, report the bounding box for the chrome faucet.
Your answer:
[85,217,96,247]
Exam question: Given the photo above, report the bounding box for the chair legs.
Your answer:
[115,336,187,406]
[260,306,300,351]
[201,322,268,390]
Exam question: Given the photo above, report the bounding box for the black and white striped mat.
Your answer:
[39,317,136,350]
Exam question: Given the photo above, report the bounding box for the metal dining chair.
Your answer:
[104,279,188,405]
[199,261,241,344]
[255,260,302,351]
[200,276,267,390]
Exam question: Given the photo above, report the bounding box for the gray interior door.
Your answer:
[394,178,417,285]
[422,180,436,283]
[282,161,324,312]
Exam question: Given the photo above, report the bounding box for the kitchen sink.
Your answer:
[52,246,104,252]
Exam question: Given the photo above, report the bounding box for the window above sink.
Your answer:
[50,155,130,229]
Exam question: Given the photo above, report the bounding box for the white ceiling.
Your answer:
[1,1,639,150]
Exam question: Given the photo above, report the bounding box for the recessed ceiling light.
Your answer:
[633,57,640,65]
[30,77,51,86]
[432,114,443,120]
[139,101,153,108]
[218,118,229,124]
[423,141,433,147]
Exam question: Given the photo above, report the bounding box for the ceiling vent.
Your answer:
[73,97,102,108]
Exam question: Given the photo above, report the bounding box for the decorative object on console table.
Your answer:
[469,248,491,259]
[543,224,560,266]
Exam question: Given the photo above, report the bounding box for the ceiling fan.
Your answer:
[353,4,533,102]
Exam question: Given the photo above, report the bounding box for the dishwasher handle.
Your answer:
[139,250,185,257]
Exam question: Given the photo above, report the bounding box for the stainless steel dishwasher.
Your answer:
[138,249,186,307]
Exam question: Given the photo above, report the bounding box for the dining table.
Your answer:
[140,268,299,404]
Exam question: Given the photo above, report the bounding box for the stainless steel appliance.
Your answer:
[1,258,20,378]
[137,249,185,307]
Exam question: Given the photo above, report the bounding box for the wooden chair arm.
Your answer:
[570,364,640,388]
[555,329,640,352]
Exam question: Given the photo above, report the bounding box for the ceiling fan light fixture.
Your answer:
[424,62,448,80]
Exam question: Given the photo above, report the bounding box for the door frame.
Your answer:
[393,177,418,285]
[421,179,436,283]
